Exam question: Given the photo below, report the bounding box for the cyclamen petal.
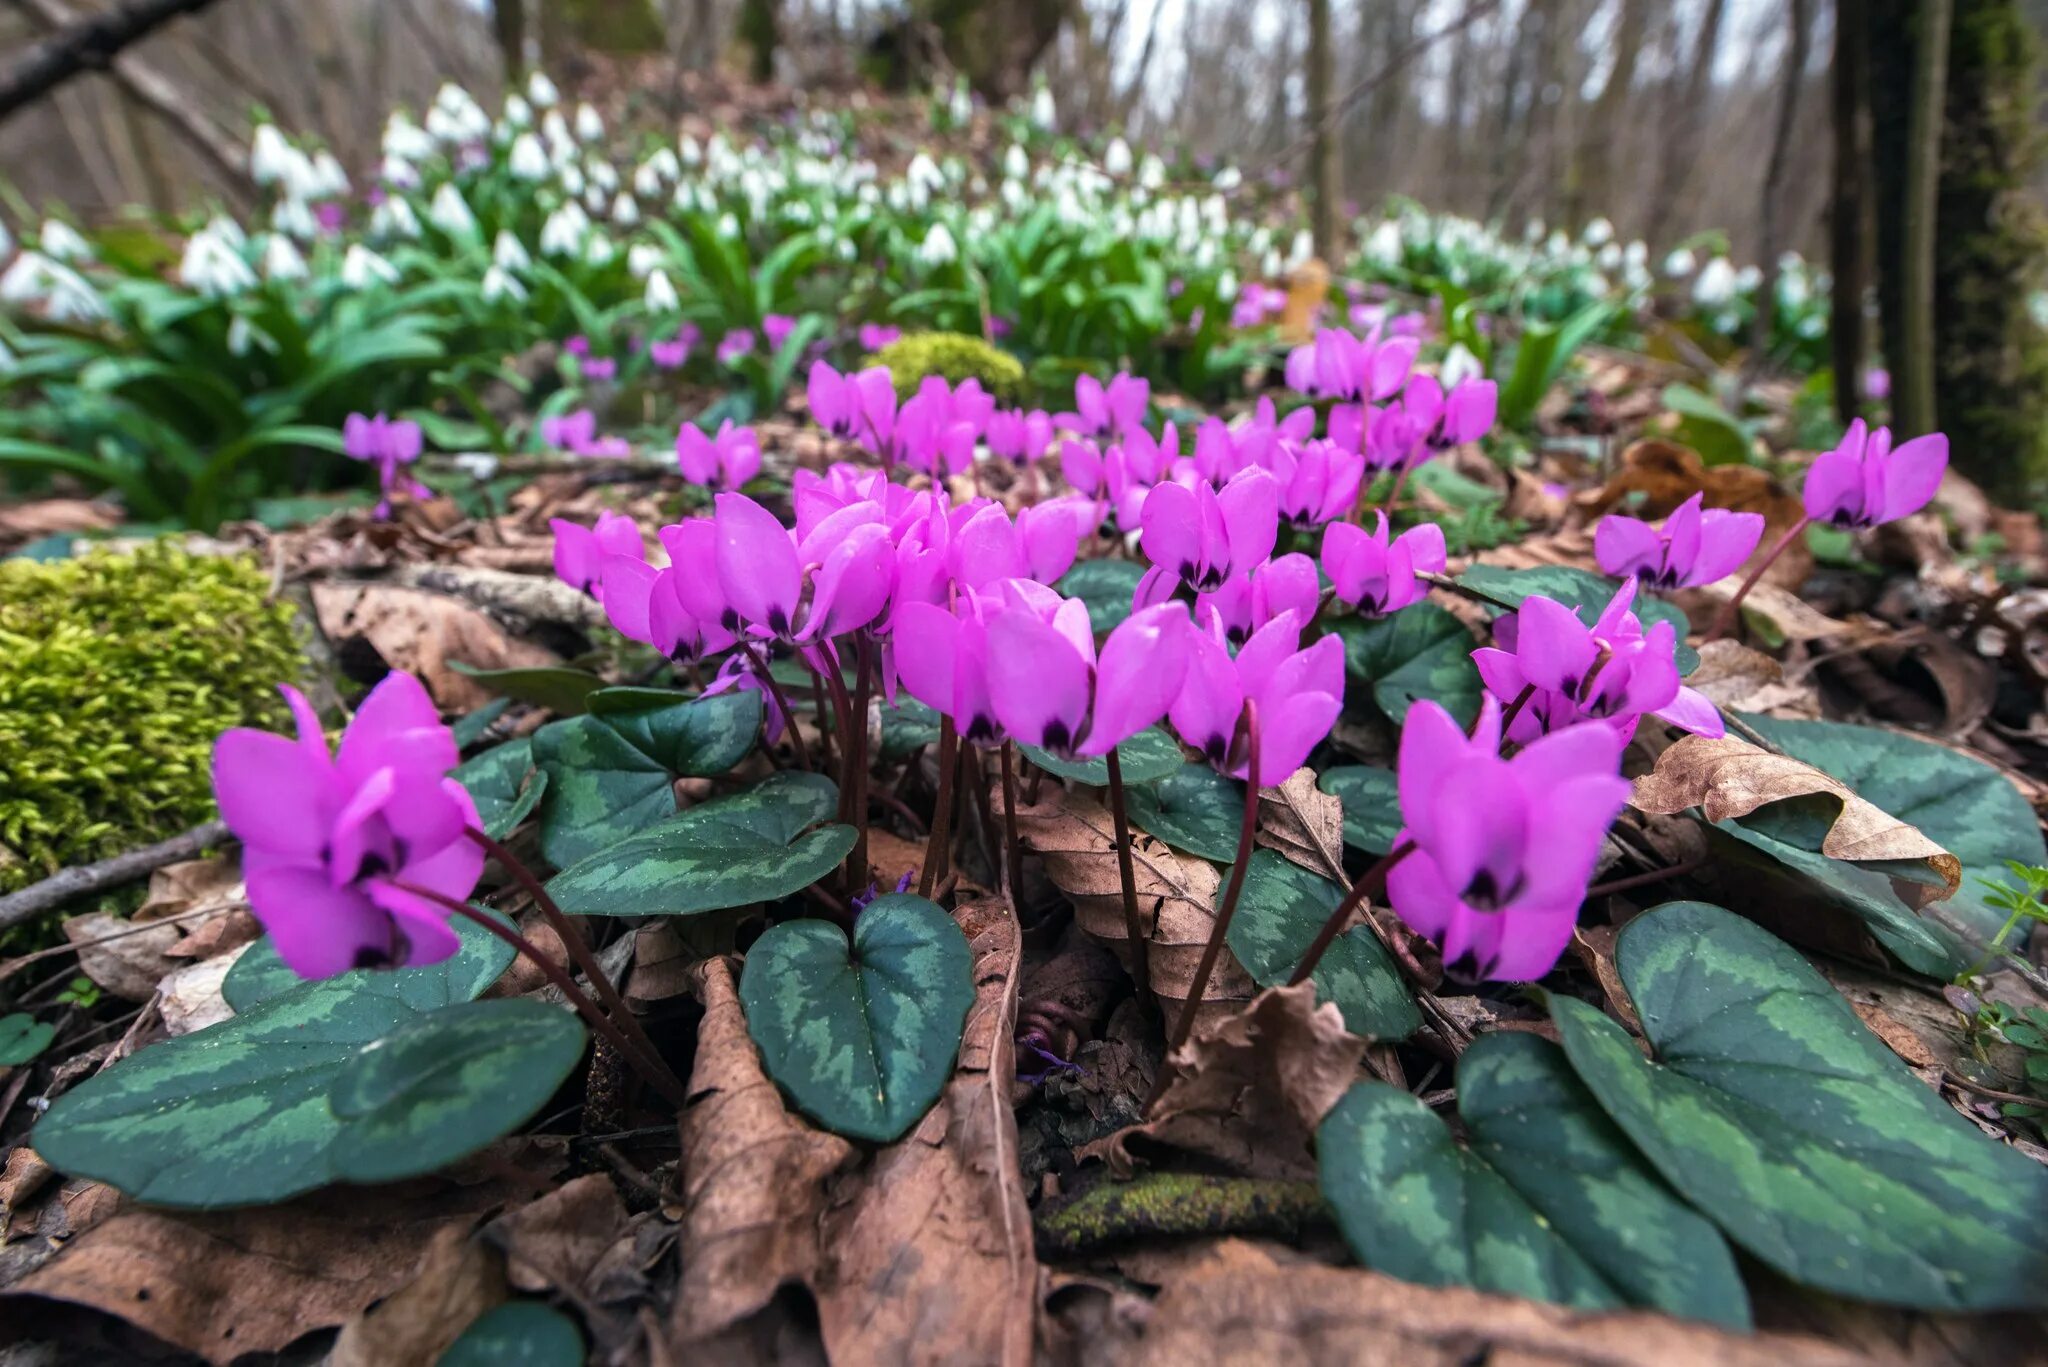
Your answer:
[713,492,802,636]
[1081,602,1190,754]
[986,609,1092,751]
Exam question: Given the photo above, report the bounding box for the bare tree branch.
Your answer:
[0,0,226,123]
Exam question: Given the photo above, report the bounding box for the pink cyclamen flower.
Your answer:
[712,492,893,644]
[580,356,617,381]
[343,412,428,516]
[717,329,756,365]
[985,599,1191,757]
[892,375,992,477]
[1322,513,1445,617]
[211,672,483,977]
[704,651,789,742]
[1283,328,1418,402]
[1595,492,1764,590]
[552,510,644,597]
[1197,551,1321,647]
[763,313,796,353]
[1269,437,1367,529]
[1171,609,1343,784]
[808,361,898,451]
[1472,581,1722,744]
[564,335,591,358]
[1135,466,1280,602]
[599,541,736,664]
[540,409,597,452]
[677,419,762,491]
[948,501,1087,589]
[1385,696,1631,981]
[650,336,691,369]
[1057,373,1150,441]
[859,322,902,351]
[1370,373,1497,471]
[1801,419,1947,530]
[987,407,1055,465]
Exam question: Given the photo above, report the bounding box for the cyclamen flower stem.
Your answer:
[389,880,690,1111]
[919,717,959,898]
[1104,750,1152,999]
[1167,700,1262,1057]
[740,638,812,771]
[1583,857,1705,900]
[1384,462,1417,512]
[821,656,859,827]
[1000,741,1024,905]
[1288,840,1417,988]
[462,826,674,1091]
[1706,514,1811,644]
[1497,683,1539,739]
[808,668,834,769]
[850,635,876,891]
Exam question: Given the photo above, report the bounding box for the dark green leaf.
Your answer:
[881,698,943,760]
[531,715,677,868]
[447,662,605,715]
[1057,558,1145,634]
[1023,726,1185,786]
[441,1303,585,1367]
[739,895,974,1142]
[1317,766,1402,854]
[1330,603,1483,726]
[1551,901,2048,1310]
[1456,564,1698,674]
[222,906,515,1014]
[454,738,545,839]
[586,686,761,776]
[451,698,513,750]
[0,1012,55,1065]
[1225,851,1417,1040]
[1124,763,1245,862]
[546,771,855,916]
[328,998,585,1183]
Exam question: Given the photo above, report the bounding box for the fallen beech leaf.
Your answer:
[1125,1239,1864,1366]
[157,947,244,1036]
[1278,259,1328,343]
[484,1173,634,1311]
[0,1147,54,1222]
[1631,734,1961,896]
[0,498,119,549]
[329,1224,506,1367]
[1577,439,1810,588]
[1687,578,1856,642]
[813,899,1036,1367]
[671,958,857,1343]
[1682,639,1819,718]
[1255,769,1346,884]
[62,913,181,1003]
[310,582,562,712]
[1079,982,1364,1181]
[1012,787,1250,1032]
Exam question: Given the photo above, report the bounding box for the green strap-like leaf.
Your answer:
[1226,851,1417,1041]
[447,661,606,715]
[1551,901,2048,1311]
[739,894,974,1142]
[1330,603,1483,726]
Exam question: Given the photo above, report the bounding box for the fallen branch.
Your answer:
[0,0,224,122]
[0,819,231,931]
[1033,1171,1328,1259]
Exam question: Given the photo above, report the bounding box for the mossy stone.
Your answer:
[864,331,1027,404]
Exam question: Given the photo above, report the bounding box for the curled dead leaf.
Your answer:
[310,582,562,712]
[1577,439,1810,588]
[62,913,181,1004]
[1255,769,1346,884]
[1682,639,1820,718]
[328,1224,506,1367]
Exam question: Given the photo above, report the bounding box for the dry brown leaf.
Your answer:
[1577,439,1811,589]
[1686,578,1856,642]
[1079,982,1364,1182]
[1569,925,1641,1034]
[625,923,696,1005]
[484,1173,637,1326]
[1122,1238,1865,1366]
[156,947,244,1036]
[0,1147,54,1225]
[813,899,1036,1367]
[1469,527,1600,575]
[1681,639,1820,718]
[1278,259,1328,344]
[1255,769,1346,884]
[671,958,858,1344]
[1631,733,1961,897]
[310,582,562,712]
[1010,788,1250,1033]
[328,1225,506,1367]
[6,1181,518,1365]
[62,913,181,1004]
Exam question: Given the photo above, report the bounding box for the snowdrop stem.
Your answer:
[1000,741,1024,906]
[1167,701,1263,1058]
[1706,514,1810,643]
[919,717,959,898]
[1104,749,1152,999]
[1288,841,1417,988]
[391,880,689,1110]
[740,638,812,771]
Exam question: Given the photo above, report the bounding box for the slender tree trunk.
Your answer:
[492,0,525,83]
[1896,0,1953,439]
[1644,0,1728,246]
[1307,0,1339,259]
[1831,0,1872,422]
[1750,0,1814,370]
[1574,0,1648,229]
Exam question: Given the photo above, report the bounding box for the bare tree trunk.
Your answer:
[491,0,526,82]
[1749,0,1814,370]
[1308,0,1339,259]
[1896,0,1952,438]
[1644,0,1728,246]
[1573,0,1648,229]
[1831,0,1872,422]
[1119,0,1168,125]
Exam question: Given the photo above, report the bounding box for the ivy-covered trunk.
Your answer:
[1868,0,2048,499]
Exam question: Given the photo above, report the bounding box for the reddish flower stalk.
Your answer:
[1000,740,1024,903]
[739,638,811,771]
[850,635,876,892]
[1288,841,1417,987]
[1583,857,1705,899]
[919,717,959,899]
[1104,749,1151,998]
[1704,514,1809,643]
[1167,698,1261,1057]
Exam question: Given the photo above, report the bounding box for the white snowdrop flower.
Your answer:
[379,153,421,191]
[453,452,501,480]
[540,203,588,257]
[583,232,614,266]
[1596,242,1622,271]
[526,71,559,108]
[1582,216,1614,247]
[226,313,257,357]
[508,132,549,181]
[1104,138,1132,178]
[382,113,434,162]
[179,228,255,296]
[1004,144,1029,180]
[1366,220,1403,268]
[582,185,607,214]
[634,161,663,198]
[481,264,526,303]
[250,124,293,185]
[575,102,604,142]
[340,243,398,289]
[1288,228,1313,268]
[836,237,856,262]
[311,151,349,198]
[679,134,702,166]
[39,219,92,264]
[919,221,957,266]
[493,230,531,273]
[1216,269,1238,301]
[646,147,680,182]
[427,184,477,239]
[948,83,973,125]
[611,191,640,226]
[1213,166,1241,192]
[0,253,105,322]
[1623,240,1648,269]
[1139,153,1165,189]
[627,242,663,278]
[560,164,586,197]
[370,195,421,241]
[1440,343,1485,388]
[644,268,679,313]
[541,109,573,154]
[1030,86,1056,131]
[271,195,318,240]
[1734,264,1762,291]
[1261,248,1282,279]
[502,93,533,131]
[261,233,306,281]
[717,212,740,239]
[427,105,465,143]
[1779,270,1810,309]
[1693,257,1737,305]
[588,158,618,193]
[1663,247,1696,277]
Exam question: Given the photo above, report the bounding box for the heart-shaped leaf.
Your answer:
[442,1303,585,1367]
[586,686,761,776]
[1318,1031,1749,1326]
[1551,901,2048,1311]
[531,715,677,868]
[1124,763,1245,862]
[222,905,515,1014]
[454,737,546,839]
[1330,603,1482,726]
[450,697,512,749]
[546,771,855,916]
[1225,851,1417,1040]
[1058,558,1145,634]
[1023,726,1185,786]
[0,1012,54,1065]
[1316,766,1402,854]
[447,662,605,714]
[327,998,585,1183]
[1456,564,1698,673]
[739,893,974,1142]
[881,697,943,760]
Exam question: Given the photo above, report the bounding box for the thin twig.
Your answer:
[0,820,231,931]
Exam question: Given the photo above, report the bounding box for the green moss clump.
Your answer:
[865,331,1027,403]
[0,541,305,892]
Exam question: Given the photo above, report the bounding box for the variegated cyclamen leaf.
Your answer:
[222,905,515,1014]
[586,686,762,776]
[739,894,974,1142]
[1316,765,1402,854]
[441,1303,585,1367]
[1226,851,1417,1040]
[1551,901,2048,1311]
[0,1012,55,1066]
[454,737,546,839]
[532,714,677,868]
[545,771,854,917]
[1023,726,1185,786]
[328,998,586,1183]
[1329,602,1483,727]
[446,661,605,714]
[1317,1032,1748,1325]
[1057,557,1145,634]
[1124,762,1245,862]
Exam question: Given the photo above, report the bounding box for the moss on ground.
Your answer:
[865,330,1027,403]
